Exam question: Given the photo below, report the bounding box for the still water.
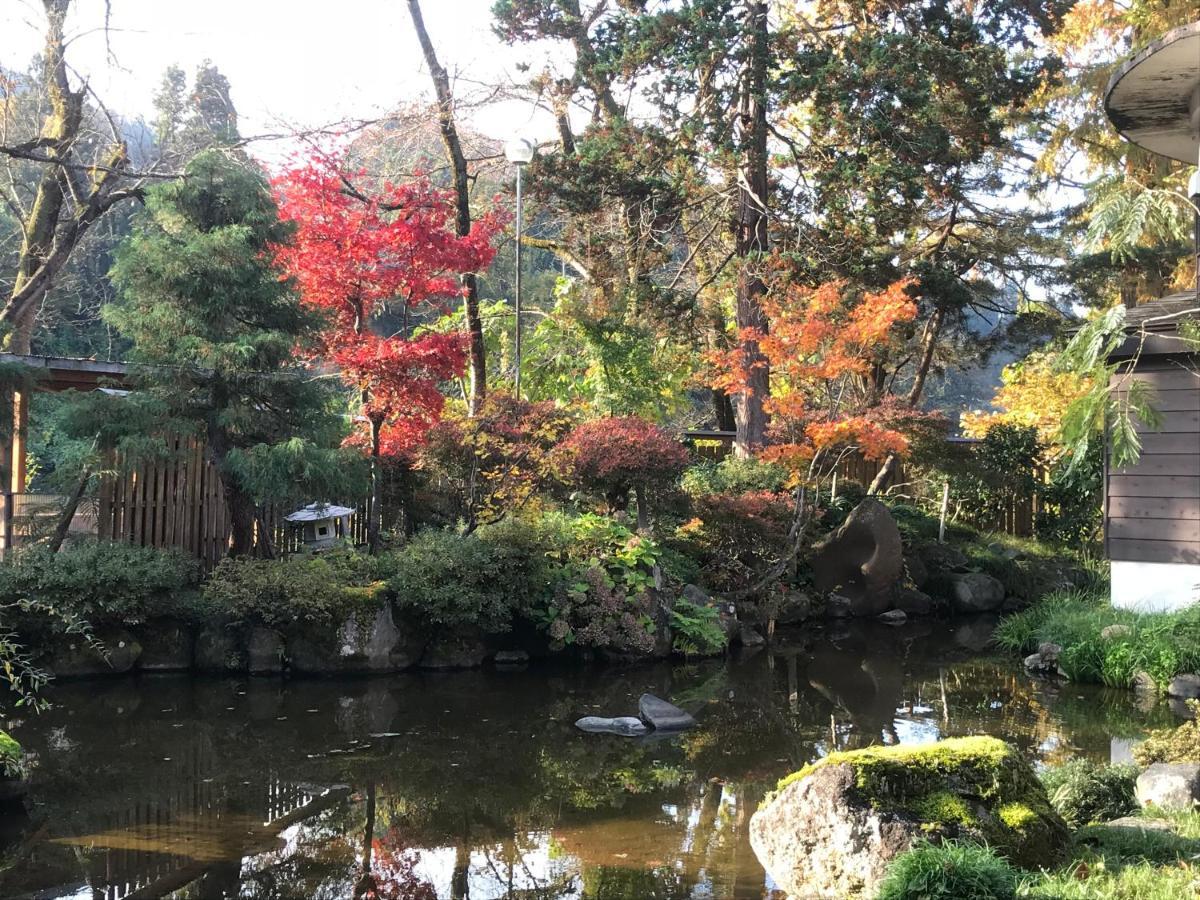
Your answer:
[0,618,1179,900]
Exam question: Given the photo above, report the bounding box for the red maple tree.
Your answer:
[273,149,502,546]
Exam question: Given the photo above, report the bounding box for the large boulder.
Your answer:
[750,737,1067,899]
[419,632,489,670]
[246,627,285,674]
[811,498,903,617]
[949,573,1006,614]
[1136,763,1200,811]
[681,583,737,640]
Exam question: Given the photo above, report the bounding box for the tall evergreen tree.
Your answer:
[107,151,344,557]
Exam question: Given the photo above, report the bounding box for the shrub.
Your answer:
[556,416,688,512]
[531,513,660,655]
[1134,702,1200,766]
[674,490,792,592]
[388,528,548,633]
[0,541,200,625]
[681,457,788,496]
[0,729,24,779]
[421,395,576,529]
[670,598,726,656]
[876,841,1018,900]
[202,552,384,630]
[1040,760,1138,828]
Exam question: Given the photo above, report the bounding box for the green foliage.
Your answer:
[877,841,1018,900]
[670,598,726,656]
[107,151,346,548]
[0,730,23,779]
[388,524,555,634]
[994,591,1200,689]
[1082,176,1194,266]
[0,594,95,710]
[681,457,789,496]
[1133,702,1200,767]
[202,552,386,631]
[1040,761,1138,829]
[1023,811,1200,900]
[0,541,200,625]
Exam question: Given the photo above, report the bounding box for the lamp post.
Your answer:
[505,137,536,397]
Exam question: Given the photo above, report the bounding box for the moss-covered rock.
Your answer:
[751,737,1068,898]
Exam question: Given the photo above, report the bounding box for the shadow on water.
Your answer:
[0,617,1180,899]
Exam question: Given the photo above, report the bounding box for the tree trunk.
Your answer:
[733,1,771,458]
[207,422,256,557]
[367,416,383,554]
[406,0,487,415]
[2,0,81,354]
[867,305,946,494]
[47,465,89,553]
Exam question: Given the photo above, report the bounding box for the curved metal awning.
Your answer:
[1104,20,1200,164]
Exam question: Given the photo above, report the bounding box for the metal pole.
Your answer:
[514,163,524,399]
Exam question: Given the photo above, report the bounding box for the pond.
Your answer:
[0,618,1180,900]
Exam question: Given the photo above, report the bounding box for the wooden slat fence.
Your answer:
[98,435,367,571]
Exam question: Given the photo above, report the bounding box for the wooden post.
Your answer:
[938,480,950,544]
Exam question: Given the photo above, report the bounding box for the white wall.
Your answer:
[1111,560,1200,612]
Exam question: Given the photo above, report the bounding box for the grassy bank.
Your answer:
[994,589,1200,689]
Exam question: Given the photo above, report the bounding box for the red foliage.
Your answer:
[273,150,504,457]
[710,270,919,473]
[558,416,688,506]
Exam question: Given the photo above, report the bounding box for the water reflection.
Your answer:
[0,619,1179,899]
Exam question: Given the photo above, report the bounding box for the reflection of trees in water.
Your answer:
[1,628,1181,899]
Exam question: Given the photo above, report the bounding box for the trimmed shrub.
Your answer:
[1040,760,1138,828]
[556,416,688,512]
[876,841,1018,900]
[1134,701,1200,766]
[0,541,200,625]
[202,551,385,630]
[390,522,559,633]
[681,457,788,496]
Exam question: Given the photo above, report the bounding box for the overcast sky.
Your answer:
[1,0,562,161]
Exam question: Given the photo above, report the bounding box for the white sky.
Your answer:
[0,0,562,163]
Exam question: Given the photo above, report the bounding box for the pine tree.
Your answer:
[107,151,344,557]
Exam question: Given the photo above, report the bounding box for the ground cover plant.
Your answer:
[994,590,1200,689]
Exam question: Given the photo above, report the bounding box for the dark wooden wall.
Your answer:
[1107,358,1200,565]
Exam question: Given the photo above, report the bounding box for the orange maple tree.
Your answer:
[711,271,919,477]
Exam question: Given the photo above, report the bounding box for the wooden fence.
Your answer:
[97,435,368,571]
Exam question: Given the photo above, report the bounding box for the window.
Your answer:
[318,525,328,536]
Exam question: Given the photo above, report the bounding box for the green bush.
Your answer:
[1040,760,1138,828]
[876,841,1018,900]
[0,541,200,625]
[390,523,558,633]
[670,598,726,656]
[681,457,788,496]
[1133,701,1200,766]
[0,729,23,779]
[994,591,1200,689]
[202,551,385,630]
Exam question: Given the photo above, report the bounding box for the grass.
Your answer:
[993,589,1200,689]
[1018,810,1200,900]
[877,840,1019,900]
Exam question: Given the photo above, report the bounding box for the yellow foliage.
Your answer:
[961,354,1091,450]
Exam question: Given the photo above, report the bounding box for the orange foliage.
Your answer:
[711,270,918,474]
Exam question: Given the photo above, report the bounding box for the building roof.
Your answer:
[1103,20,1200,164]
[1123,291,1200,332]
